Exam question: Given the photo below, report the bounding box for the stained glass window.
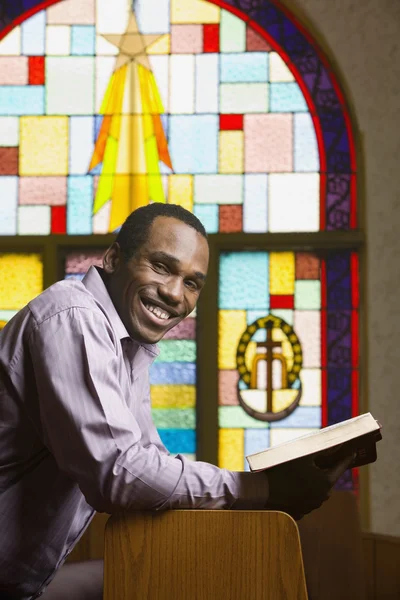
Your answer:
[65,249,104,280]
[0,0,360,489]
[218,250,359,489]
[0,0,355,236]
[0,253,43,328]
[151,311,197,460]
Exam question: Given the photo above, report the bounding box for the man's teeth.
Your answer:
[145,303,170,320]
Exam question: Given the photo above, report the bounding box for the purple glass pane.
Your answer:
[0,0,45,24]
[326,175,351,230]
[326,253,352,309]
[163,317,196,340]
[327,311,351,368]
[327,368,352,425]
[23,0,43,11]
[65,251,104,274]
[321,112,351,173]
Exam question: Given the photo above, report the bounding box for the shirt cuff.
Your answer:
[230,470,270,510]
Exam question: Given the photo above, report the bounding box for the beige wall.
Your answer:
[289,0,400,535]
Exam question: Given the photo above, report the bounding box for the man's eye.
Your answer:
[153,262,168,273]
[185,280,198,291]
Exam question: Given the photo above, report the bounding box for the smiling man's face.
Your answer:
[103,216,209,344]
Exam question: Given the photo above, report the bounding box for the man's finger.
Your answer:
[325,451,355,484]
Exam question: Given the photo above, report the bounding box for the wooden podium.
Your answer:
[298,491,366,599]
[103,510,308,600]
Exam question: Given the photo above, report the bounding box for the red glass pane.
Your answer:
[219,114,243,131]
[269,294,294,309]
[295,253,320,279]
[246,25,272,52]
[51,205,66,234]
[203,24,219,53]
[219,205,242,233]
[0,147,18,175]
[29,56,45,85]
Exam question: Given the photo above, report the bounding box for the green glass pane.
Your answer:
[156,340,196,363]
[219,406,270,429]
[152,408,196,429]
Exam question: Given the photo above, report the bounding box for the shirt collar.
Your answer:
[82,266,160,359]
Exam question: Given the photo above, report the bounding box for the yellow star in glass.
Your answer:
[102,13,164,71]
[88,11,173,232]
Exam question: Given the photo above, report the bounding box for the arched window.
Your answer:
[0,0,362,490]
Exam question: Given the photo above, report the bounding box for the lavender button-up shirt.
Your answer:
[0,266,268,599]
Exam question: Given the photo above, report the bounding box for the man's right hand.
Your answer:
[265,451,355,520]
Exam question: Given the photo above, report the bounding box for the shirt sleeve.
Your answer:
[134,364,171,457]
[29,306,269,513]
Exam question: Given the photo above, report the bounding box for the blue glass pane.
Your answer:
[193,204,219,234]
[220,53,268,83]
[294,113,319,172]
[246,310,268,325]
[250,328,267,342]
[158,429,196,454]
[71,26,96,56]
[270,82,307,112]
[21,11,45,55]
[219,252,269,310]
[169,115,218,174]
[67,176,93,235]
[150,362,196,385]
[94,115,103,141]
[244,429,270,471]
[0,87,44,116]
[269,406,321,428]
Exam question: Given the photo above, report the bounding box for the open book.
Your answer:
[246,412,382,472]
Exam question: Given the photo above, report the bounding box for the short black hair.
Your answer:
[115,203,208,262]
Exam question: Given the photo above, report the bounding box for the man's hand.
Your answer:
[265,451,355,520]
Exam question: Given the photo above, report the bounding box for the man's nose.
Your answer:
[159,277,184,304]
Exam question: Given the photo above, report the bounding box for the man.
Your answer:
[0,203,352,599]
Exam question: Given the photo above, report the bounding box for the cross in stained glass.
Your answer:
[251,323,283,413]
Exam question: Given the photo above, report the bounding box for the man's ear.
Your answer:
[103,242,122,275]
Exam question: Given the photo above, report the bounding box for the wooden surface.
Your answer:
[67,513,109,562]
[363,532,400,600]
[298,491,366,600]
[103,510,308,600]
[70,508,400,599]
[363,533,375,600]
